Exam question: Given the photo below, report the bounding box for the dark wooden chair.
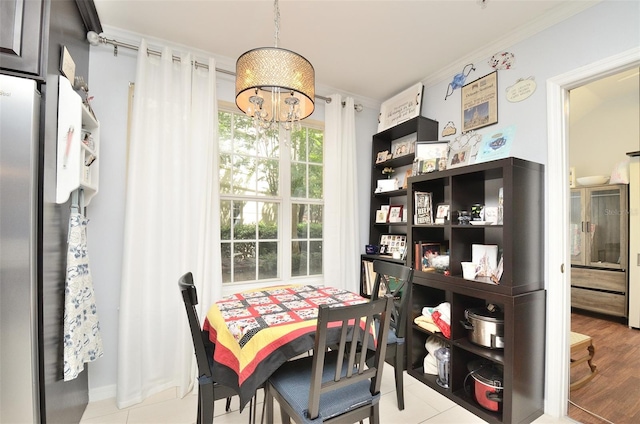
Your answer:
[370,260,414,410]
[264,294,394,424]
[178,272,238,424]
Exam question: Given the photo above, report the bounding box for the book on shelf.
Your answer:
[414,191,433,225]
[362,260,377,295]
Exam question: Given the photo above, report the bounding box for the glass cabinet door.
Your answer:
[586,186,625,269]
[570,185,627,270]
[570,189,586,265]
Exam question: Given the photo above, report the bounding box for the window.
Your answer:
[218,107,323,284]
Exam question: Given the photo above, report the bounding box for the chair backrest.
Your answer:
[307,294,393,420]
[370,260,413,339]
[178,271,212,380]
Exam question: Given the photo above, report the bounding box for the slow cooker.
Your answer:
[466,361,503,412]
[461,304,504,349]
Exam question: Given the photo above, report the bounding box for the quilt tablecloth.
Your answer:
[203,284,368,408]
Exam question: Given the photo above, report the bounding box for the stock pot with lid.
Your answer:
[461,304,504,349]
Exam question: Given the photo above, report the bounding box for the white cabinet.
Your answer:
[56,76,99,205]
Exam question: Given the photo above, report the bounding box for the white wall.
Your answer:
[569,79,639,178]
[86,0,640,407]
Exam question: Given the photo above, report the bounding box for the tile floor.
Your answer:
[80,371,570,424]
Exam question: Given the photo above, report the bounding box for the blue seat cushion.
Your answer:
[269,351,380,424]
[374,319,403,345]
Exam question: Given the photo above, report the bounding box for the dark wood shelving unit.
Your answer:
[368,116,439,248]
[406,157,546,424]
[362,116,439,297]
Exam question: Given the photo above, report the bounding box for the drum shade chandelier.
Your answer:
[235,0,315,131]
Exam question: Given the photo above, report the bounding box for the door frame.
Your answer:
[545,46,640,418]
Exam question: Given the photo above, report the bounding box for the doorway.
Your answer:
[545,47,640,420]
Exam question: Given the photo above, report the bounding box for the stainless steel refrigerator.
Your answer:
[0,74,42,422]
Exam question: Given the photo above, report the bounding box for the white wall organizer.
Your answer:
[56,76,100,205]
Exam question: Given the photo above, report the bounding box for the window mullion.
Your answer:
[280,128,292,281]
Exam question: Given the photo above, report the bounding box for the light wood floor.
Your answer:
[569,309,640,424]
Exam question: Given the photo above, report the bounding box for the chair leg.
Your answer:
[225,397,232,412]
[371,404,380,424]
[199,384,214,424]
[265,384,274,424]
[394,345,405,410]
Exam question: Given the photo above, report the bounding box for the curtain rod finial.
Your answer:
[87,31,101,46]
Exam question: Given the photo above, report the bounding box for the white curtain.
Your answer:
[323,95,360,292]
[116,40,222,408]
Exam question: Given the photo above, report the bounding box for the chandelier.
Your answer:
[235,0,315,132]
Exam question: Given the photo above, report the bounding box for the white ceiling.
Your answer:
[93,0,601,103]
[570,67,640,122]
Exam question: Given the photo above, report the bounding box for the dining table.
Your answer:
[202,284,369,409]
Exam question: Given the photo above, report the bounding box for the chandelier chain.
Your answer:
[273,0,280,48]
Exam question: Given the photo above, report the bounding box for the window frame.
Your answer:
[218,101,325,290]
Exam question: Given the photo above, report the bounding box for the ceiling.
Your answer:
[570,67,640,122]
[92,0,601,104]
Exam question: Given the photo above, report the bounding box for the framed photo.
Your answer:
[387,205,404,223]
[415,141,449,174]
[375,210,388,223]
[378,82,423,132]
[447,147,471,169]
[402,169,412,189]
[415,141,448,161]
[461,71,498,132]
[435,204,450,224]
[390,133,416,158]
[414,242,442,271]
[376,150,390,164]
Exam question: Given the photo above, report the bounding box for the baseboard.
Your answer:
[89,384,117,402]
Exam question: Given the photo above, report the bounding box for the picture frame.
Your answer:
[414,191,433,225]
[375,209,388,223]
[387,205,404,223]
[415,141,449,174]
[414,242,443,271]
[461,71,498,132]
[402,169,412,189]
[378,82,423,132]
[379,234,407,256]
[475,125,515,163]
[390,133,416,158]
[415,140,449,161]
[435,204,450,224]
[447,146,471,169]
[376,150,390,164]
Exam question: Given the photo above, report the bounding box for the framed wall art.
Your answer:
[461,71,498,132]
[378,234,407,256]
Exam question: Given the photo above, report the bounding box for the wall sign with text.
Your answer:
[378,83,423,132]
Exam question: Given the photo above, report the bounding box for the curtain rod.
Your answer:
[88,32,363,111]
